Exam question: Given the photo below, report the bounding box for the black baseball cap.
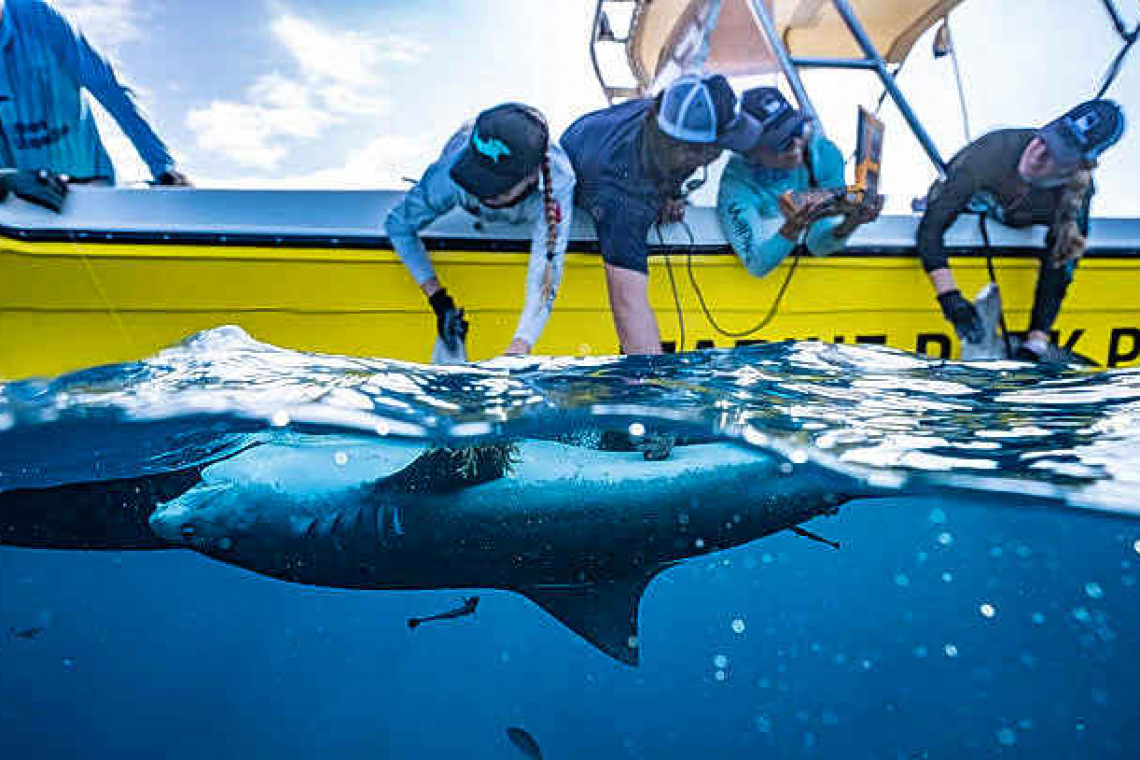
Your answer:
[740,87,807,152]
[450,103,548,200]
[1038,99,1126,167]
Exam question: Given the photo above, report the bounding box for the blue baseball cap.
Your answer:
[1038,99,1126,167]
[450,103,548,200]
[656,74,762,152]
[740,87,807,152]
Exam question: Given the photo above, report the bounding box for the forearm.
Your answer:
[928,267,958,296]
[720,199,795,278]
[512,251,562,350]
[604,263,661,355]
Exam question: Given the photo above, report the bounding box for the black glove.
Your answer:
[428,288,469,352]
[0,169,68,213]
[937,290,983,343]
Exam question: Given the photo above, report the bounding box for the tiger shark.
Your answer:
[135,435,873,665]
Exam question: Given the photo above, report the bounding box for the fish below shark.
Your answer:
[0,431,880,665]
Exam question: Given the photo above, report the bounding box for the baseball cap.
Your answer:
[656,73,762,152]
[740,87,807,152]
[450,103,548,200]
[1038,99,1126,167]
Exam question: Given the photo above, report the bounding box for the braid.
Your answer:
[539,153,561,304]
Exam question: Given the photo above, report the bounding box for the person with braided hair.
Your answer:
[385,103,574,358]
[918,99,1126,361]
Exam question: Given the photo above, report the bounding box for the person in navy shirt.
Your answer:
[562,74,760,354]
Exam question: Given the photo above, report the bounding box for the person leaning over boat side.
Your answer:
[560,74,761,354]
[385,103,573,356]
[716,88,883,278]
[0,0,189,210]
[918,99,1126,361]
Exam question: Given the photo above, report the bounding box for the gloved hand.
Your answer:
[155,170,192,187]
[0,169,68,213]
[937,290,984,343]
[428,288,469,352]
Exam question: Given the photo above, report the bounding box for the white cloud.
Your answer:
[52,0,145,52]
[197,134,439,190]
[187,11,425,170]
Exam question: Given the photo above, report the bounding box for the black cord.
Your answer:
[681,218,802,340]
[656,224,685,352]
[977,213,1013,357]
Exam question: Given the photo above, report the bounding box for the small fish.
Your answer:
[11,626,45,640]
[506,727,543,760]
[407,596,479,630]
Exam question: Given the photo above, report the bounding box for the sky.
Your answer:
[53,0,1140,216]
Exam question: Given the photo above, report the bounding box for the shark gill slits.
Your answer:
[216,536,233,551]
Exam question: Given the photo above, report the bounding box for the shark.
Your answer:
[135,435,875,665]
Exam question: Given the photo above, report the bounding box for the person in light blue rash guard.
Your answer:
[385,103,574,356]
[0,0,188,206]
[561,73,761,355]
[717,87,882,278]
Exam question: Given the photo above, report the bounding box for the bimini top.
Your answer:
[623,0,964,93]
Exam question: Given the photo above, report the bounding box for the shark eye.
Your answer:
[180,524,197,539]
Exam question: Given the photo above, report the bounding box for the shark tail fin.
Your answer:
[518,565,672,667]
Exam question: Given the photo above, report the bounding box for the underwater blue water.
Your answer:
[1,328,1138,758]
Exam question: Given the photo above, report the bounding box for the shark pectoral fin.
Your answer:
[518,567,669,667]
[960,282,1007,361]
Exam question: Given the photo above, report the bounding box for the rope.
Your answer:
[79,253,137,354]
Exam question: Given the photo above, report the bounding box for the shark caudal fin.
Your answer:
[518,566,672,667]
[960,282,1006,361]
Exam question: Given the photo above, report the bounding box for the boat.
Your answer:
[2,0,1138,380]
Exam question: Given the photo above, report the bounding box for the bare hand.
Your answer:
[658,197,686,224]
[503,338,531,356]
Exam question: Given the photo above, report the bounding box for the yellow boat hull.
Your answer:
[4,234,1140,380]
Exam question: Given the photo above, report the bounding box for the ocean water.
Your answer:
[1,327,1138,758]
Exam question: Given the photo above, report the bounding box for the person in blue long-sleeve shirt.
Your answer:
[0,0,188,212]
[717,88,881,279]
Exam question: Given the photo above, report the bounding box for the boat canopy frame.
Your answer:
[589,0,1139,179]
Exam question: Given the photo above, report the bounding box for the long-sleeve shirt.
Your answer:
[715,133,849,278]
[916,129,1093,273]
[384,125,575,349]
[0,0,175,182]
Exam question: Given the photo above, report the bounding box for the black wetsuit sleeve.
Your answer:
[1031,182,1094,333]
[916,161,980,272]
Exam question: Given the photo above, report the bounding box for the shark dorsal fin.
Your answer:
[375,443,518,495]
[518,566,671,667]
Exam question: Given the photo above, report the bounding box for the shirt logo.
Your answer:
[473,129,511,163]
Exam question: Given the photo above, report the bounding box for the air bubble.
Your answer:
[334,451,349,466]
[979,603,996,619]
[271,410,290,427]
[732,619,746,634]
[628,422,646,437]
[1085,582,1104,599]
